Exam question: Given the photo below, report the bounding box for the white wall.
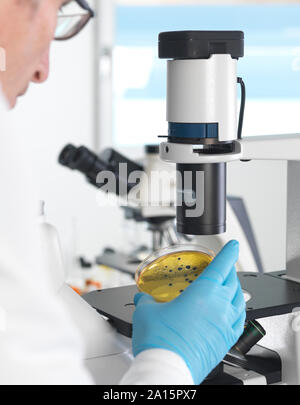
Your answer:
[228,160,287,272]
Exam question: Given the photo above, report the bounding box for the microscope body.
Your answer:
[59,30,300,384]
[159,31,244,236]
[158,31,300,385]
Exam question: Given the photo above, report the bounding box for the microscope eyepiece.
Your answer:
[59,144,144,196]
[59,144,101,173]
[58,144,76,167]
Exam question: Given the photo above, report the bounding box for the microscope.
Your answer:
[82,30,300,385]
[59,142,259,275]
[59,143,186,275]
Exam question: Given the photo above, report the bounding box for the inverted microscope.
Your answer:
[58,30,300,384]
[78,31,300,385]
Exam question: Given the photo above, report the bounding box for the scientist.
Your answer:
[0,0,245,385]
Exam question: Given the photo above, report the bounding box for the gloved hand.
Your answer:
[132,240,246,384]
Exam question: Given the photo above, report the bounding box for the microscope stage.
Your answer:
[83,271,300,338]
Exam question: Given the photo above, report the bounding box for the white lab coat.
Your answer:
[0,88,193,385]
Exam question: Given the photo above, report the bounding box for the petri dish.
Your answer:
[135,244,214,303]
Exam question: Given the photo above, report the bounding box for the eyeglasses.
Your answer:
[55,0,95,41]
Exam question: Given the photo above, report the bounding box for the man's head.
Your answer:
[0,0,71,108]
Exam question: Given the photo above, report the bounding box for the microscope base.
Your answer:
[203,345,281,385]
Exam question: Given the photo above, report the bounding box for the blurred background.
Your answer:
[6,0,300,289]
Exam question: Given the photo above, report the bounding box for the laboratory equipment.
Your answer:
[83,31,300,385]
[59,143,260,274]
[135,244,214,302]
[59,143,186,272]
[159,31,245,236]
[157,30,300,384]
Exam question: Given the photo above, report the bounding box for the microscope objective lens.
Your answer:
[135,245,214,303]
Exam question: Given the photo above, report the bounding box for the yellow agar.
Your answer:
[136,250,213,303]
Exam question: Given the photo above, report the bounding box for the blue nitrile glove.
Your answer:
[132,240,246,384]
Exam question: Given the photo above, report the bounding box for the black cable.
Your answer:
[237,77,246,140]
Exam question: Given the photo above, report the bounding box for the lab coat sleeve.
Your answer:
[0,247,94,385]
[119,349,194,385]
